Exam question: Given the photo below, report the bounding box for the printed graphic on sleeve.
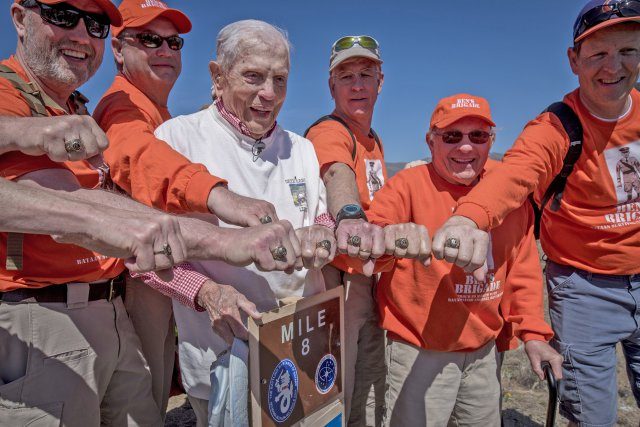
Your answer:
[365,159,384,200]
[605,142,640,204]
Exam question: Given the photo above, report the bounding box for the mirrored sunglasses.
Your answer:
[331,35,380,54]
[21,0,110,39]
[574,0,640,41]
[433,130,493,145]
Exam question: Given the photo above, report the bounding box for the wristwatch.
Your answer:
[335,204,367,226]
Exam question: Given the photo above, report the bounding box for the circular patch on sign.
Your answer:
[268,358,299,422]
[315,354,337,394]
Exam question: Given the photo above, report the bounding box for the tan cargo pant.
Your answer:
[323,265,386,427]
[0,286,161,427]
[124,276,176,417]
[384,339,501,427]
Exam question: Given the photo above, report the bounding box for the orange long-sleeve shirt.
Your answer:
[367,162,552,352]
[0,56,123,291]
[93,75,226,213]
[456,89,640,275]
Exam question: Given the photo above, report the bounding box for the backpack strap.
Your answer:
[0,64,62,271]
[304,114,382,160]
[539,102,584,212]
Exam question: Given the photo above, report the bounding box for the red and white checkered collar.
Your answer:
[214,98,277,139]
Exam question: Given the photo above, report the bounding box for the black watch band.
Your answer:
[335,204,367,226]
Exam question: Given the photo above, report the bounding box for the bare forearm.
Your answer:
[0,116,22,155]
[323,163,362,217]
[0,178,101,235]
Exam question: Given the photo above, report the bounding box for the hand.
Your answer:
[207,185,279,227]
[295,225,337,269]
[218,220,303,272]
[336,218,385,276]
[11,115,109,162]
[524,339,563,381]
[431,215,489,281]
[53,208,188,273]
[383,223,431,267]
[196,280,261,344]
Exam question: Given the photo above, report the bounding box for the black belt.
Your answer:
[0,273,125,303]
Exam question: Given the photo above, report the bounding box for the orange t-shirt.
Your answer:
[0,56,123,291]
[456,89,640,275]
[366,161,552,352]
[93,74,226,213]
[306,117,387,272]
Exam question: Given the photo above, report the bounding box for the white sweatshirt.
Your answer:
[155,106,328,399]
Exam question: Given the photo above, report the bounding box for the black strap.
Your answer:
[304,114,382,160]
[539,102,583,212]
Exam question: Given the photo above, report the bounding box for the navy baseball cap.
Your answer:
[573,0,640,43]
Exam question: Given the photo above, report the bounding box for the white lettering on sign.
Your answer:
[280,309,328,344]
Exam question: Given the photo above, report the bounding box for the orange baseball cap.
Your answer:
[429,93,495,129]
[14,0,122,26]
[112,0,192,37]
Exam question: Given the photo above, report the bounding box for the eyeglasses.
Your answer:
[123,32,184,51]
[433,130,493,145]
[21,0,110,39]
[574,0,640,41]
[333,67,378,85]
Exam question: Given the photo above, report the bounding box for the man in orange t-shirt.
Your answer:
[306,35,387,425]
[433,2,640,425]
[366,94,560,426]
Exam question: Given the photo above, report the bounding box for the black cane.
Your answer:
[542,362,558,427]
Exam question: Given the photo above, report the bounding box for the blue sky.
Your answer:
[1,0,585,162]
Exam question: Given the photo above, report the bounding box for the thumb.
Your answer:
[471,261,488,282]
[238,296,262,319]
[362,259,375,277]
[155,268,175,283]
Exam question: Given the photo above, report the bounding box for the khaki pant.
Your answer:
[323,266,386,427]
[384,339,501,427]
[124,276,176,417]
[187,394,209,427]
[0,287,160,427]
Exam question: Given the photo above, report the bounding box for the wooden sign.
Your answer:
[249,287,344,426]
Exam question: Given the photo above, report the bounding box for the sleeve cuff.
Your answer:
[453,202,491,231]
[519,331,553,343]
[185,171,228,213]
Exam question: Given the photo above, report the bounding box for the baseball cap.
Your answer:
[14,0,122,26]
[329,35,382,72]
[573,0,640,43]
[430,94,495,129]
[112,0,192,37]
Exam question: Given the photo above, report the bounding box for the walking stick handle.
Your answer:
[542,361,558,427]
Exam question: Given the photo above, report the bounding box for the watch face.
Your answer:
[344,204,360,214]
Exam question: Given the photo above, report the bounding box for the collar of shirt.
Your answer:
[213,98,276,140]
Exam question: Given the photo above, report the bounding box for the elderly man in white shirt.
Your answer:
[148,20,335,426]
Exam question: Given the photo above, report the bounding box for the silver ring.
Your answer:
[259,215,273,224]
[444,237,460,249]
[271,246,287,261]
[316,240,332,252]
[153,243,172,257]
[348,235,361,247]
[64,138,84,153]
[395,238,409,250]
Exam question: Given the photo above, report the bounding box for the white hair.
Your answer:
[216,19,291,74]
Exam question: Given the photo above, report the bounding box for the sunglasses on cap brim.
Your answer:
[331,35,380,54]
[574,0,640,41]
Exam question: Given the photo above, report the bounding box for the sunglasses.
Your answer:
[123,32,184,51]
[332,35,380,53]
[433,130,493,145]
[21,0,110,39]
[574,0,640,41]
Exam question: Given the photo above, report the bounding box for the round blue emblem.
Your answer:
[315,354,337,394]
[268,358,298,422]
